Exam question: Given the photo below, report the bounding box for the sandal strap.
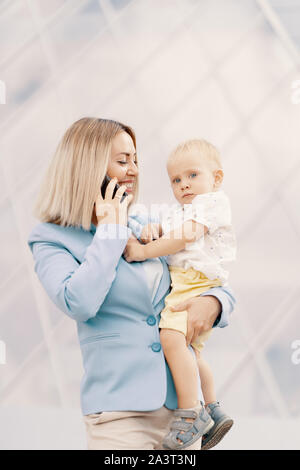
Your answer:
[171,414,207,434]
[162,404,213,450]
[206,401,220,412]
[176,431,194,444]
[171,420,193,432]
[163,429,194,448]
[174,409,198,419]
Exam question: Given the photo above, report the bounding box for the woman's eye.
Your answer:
[118,161,138,165]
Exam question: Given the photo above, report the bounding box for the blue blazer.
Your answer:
[27,215,235,415]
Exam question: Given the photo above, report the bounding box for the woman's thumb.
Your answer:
[170,301,187,312]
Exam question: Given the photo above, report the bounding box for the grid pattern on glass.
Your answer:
[33,0,69,20]
[0,0,34,66]
[47,0,106,66]
[269,0,300,50]
[0,41,51,123]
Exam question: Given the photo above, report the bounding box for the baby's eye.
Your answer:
[190,172,197,178]
[173,178,180,183]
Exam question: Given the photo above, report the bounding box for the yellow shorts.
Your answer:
[159,266,222,352]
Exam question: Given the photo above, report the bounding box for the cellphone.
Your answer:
[101,175,128,202]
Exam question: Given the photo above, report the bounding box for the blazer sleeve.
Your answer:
[29,224,132,322]
[201,285,236,329]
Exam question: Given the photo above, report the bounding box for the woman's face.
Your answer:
[106,131,138,197]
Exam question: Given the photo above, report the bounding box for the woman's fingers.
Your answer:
[104,177,118,200]
[97,176,133,225]
[95,193,104,212]
[170,300,205,346]
[123,193,133,207]
[115,184,128,201]
[186,323,202,346]
[170,300,189,312]
[186,321,196,346]
[190,328,201,346]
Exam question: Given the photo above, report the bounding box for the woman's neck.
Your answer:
[91,212,98,227]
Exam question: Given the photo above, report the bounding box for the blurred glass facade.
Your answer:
[0,0,300,449]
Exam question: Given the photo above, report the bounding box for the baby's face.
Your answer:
[167,153,217,205]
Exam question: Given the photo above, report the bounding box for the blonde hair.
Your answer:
[168,138,222,170]
[34,117,138,231]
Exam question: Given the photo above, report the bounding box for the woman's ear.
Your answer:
[213,169,224,189]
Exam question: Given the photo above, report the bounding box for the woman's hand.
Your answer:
[140,223,162,244]
[123,236,147,262]
[95,177,133,226]
[171,295,221,346]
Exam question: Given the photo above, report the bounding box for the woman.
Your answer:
[27,118,235,450]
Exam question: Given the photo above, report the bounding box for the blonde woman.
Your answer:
[27,118,235,450]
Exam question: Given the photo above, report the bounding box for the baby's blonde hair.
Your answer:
[168,138,222,171]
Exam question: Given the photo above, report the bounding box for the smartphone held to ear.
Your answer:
[101,175,128,202]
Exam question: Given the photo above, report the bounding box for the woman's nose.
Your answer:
[127,161,138,176]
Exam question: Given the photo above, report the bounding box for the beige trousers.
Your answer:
[83,406,202,450]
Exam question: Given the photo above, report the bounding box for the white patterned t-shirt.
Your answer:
[161,190,236,285]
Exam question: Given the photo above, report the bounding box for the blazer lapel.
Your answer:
[152,257,171,309]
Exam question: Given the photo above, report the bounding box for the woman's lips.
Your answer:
[120,180,135,192]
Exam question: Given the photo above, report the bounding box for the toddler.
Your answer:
[124,139,236,450]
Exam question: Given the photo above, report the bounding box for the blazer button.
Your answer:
[146,315,156,326]
[151,342,161,353]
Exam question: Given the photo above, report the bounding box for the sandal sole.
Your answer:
[163,418,214,450]
[201,418,234,450]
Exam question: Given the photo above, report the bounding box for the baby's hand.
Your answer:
[123,236,147,262]
[140,223,162,244]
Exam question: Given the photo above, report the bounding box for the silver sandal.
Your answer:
[162,404,214,450]
[201,402,234,450]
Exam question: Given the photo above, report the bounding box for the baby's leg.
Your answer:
[160,328,199,409]
[194,349,216,405]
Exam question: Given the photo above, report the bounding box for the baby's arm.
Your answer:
[140,223,163,244]
[123,220,208,262]
[144,220,208,258]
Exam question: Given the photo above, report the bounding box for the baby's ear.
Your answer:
[213,169,224,188]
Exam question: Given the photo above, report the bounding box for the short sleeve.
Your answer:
[183,190,232,233]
